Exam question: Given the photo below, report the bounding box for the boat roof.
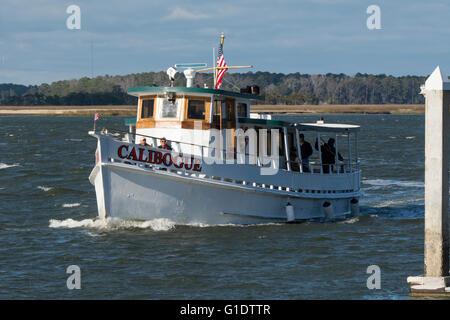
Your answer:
[127,86,265,101]
[239,118,360,132]
[295,122,360,133]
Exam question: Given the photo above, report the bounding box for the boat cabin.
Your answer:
[125,85,359,176]
[127,86,259,155]
[89,36,362,224]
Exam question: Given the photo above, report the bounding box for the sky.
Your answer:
[1,0,450,85]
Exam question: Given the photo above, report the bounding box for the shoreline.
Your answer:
[251,104,424,114]
[0,104,425,116]
[0,105,136,116]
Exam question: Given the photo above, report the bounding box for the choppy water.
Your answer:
[0,114,434,299]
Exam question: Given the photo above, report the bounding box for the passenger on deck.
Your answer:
[139,138,150,147]
[315,137,343,174]
[158,137,172,151]
[299,134,313,172]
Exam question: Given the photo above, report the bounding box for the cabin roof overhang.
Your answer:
[239,118,360,132]
[127,86,265,101]
[294,122,360,133]
[238,118,286,127]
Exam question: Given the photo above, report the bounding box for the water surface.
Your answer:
[0,114,432,299]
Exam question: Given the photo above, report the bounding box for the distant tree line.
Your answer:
[0,71,426,106]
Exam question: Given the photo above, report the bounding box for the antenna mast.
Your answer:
[214,33,225,88]
[212,47,215,88]
[198,33,253,85]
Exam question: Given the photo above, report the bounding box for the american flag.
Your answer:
[215,40,228,89]
[94,112,99,121]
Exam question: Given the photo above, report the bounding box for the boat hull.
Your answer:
[90,162,360,225]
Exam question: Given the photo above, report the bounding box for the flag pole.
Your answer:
[93,111,98,132]
[213,47,216,89]
[214,33,225,89]
[218,34,225,155]
[218,33,225,89]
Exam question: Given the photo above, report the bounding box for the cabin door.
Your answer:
[222,98,236,158]
[222,98,236,129]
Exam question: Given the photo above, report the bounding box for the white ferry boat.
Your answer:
[88,39,362,225]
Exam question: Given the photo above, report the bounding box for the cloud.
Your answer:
[162,7,211,21]
[1,0,450,84]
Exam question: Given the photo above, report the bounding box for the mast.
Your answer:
[212,47,215,88]
[199,33,253,86]
[214,33,224,88]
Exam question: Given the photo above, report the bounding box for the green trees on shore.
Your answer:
[0,72,426,106]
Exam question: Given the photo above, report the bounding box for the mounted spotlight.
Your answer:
[166,67,178,87]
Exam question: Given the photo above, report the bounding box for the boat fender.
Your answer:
[285,202,295,223]
[350,198,359,217]
[323,201,334,220]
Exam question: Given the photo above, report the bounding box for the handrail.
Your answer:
[100,127,360,174]
[102,127,267,160]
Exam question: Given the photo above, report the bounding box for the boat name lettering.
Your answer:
[117,145,202,172]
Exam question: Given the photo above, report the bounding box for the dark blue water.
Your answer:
[0,114,432,299]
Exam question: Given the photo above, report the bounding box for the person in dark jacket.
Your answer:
[299,134,313,172]
[157,137,172,171]
[315,137,343,173]
[139,138,150,147]
[158,137,172,151]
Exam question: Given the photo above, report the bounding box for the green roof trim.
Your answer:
[238,118,287,127]
[239,118,360,132]
[124,117,136,126]
[127,86,265,101]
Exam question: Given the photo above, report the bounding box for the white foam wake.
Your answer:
[372,199,422,208]
[38,186,54,192]
[363,179,424,188]
[65,138,83,142]
[338,217,360,224]
[49,217,176,231]
[49,218,106,229]
[0,163,19,170]
[62,203,81,208]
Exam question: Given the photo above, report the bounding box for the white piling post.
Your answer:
[407,66,450,295]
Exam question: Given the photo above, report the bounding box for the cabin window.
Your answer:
[237,103,248,117]
[140,99,154,119]
[225,100,234,121]
[161,98,178,118]
[213,100,223,123]
[187,100,206,120]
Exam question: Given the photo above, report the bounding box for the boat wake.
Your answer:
[62,203,81,208]
[363,179,424,189]
[49,217,286,231]
[0,163,19,170]
[49,217,176,231]
[338,216,360,224]
[37,186,54,192]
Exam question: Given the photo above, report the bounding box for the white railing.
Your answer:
[103,127,360,176]
[97,129,361,196]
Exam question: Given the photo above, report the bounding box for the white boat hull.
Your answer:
[88,132,362,225]
[90,161,360,225]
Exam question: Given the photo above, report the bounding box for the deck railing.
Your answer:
[101,127,360,175]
